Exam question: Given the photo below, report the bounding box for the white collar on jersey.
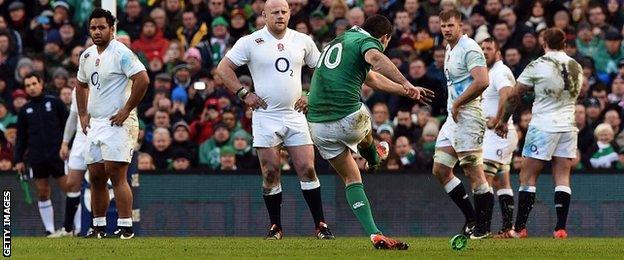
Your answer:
[351,26,372,37]
[263,26,291,41]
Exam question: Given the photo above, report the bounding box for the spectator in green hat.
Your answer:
[219,146,237,171]
[210,16,230,65]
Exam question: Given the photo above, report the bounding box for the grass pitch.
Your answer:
[10,237,624,259]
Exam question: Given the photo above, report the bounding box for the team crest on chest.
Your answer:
[95,58,100,66]
[277,43,284,51]
[255,38,264,44]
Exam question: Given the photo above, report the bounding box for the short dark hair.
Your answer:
[361,15,393,39]
[481,37,500,51]
[543,28,566,50]
[23,72,42,84]
[89,8,116,27]
[439,9,462,22]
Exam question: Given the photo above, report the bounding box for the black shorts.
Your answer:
[30,160,65,179]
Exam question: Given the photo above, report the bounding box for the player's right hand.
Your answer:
[59,142,70,160]
[486,117,499,129]
[244,92,268,110]
[494,122,509,139]
[14,162,25,174]
[80,114,90,135]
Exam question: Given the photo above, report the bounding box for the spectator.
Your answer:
[190,98,221,144]
[576,23,603,59]
[587,2,612,35]
[603,107,624,147]
[606,0,624,30]
[147,127,173,170]
[564,40,584,62]
[592,84,610,110]
[7,1,31,53]
[231,130,258,170]
[150,7,176,40]
[58,86,72,109]
[177,9,209,50]
[524,0,547,32]
[412,120,437,170]
[372,103,391,132]
[362,0,380,17]
[118,0,144,40]
[0,99,17,131]
[504,47,525,78]
[12,89,28,113]
[4,123,16,147]
[347,7,365,27]
[229,8,250,43]
[172,63,193,89]
[576,104,595,154]
[171,149,192,171]
[0,16,23,55]
[309,11,330,45]
[63,45,84,74]
[376,124,394,144]
[219,146,237,171]
[0,30,18,89]
[137,152,156,171]
[585,97,603,127]
[383,152,402,170]
[427,47,446,83]
[171,86,189,122]
[164,0,184,38]
[14,57,34,87]
[199,123,232,169]
[394,109,420,143]
[610,76,624,105]
[170,121,199,166]
[352,152,367,171]
[131,18,170,71]
[50,67,69,93]
[207,0,227,24]
[594,30,624,76]
[43,30,66,76]
[583,123,620,169]
[58,22,82,56]
[394,136,416,169]
[210,17,230,65]
[617,147,624,170]
[405,59,445,116]
[421,0,441,17]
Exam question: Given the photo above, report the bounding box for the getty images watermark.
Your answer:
[3,190,10,257]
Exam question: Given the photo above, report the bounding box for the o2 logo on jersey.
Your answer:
[275,57,293,77]
[90,72,101,90]
[530,144,538,155]
[496,149,503,159]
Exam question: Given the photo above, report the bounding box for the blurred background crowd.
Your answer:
[0,0,623,173]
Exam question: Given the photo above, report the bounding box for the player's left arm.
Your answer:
[110,70,149,126]
[494,82,531,138]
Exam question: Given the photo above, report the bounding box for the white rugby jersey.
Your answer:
[444,34,487,115]
[225,27,320,114]
[70,88,82,130]
[517,51,583,132]
[482,60,515,124]
[77,39,145,119]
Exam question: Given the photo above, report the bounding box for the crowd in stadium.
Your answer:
[0,0,623,173]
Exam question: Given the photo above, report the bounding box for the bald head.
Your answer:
[263,0,290,36]
[348,7,365,27]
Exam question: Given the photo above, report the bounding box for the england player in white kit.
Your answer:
[56,88,88,237]
[494,28,583,239]
[216,0,334,240]
[76,8,149,239]
[479,38,518,237]
[433,10,493,239]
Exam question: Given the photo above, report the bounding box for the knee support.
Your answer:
[459,152,483,167]
[433,149,458,168]
[483,160,501,177]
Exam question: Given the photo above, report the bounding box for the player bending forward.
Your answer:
[494,28,583,239]
[307,15,433,250]
[479,38,519,237]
